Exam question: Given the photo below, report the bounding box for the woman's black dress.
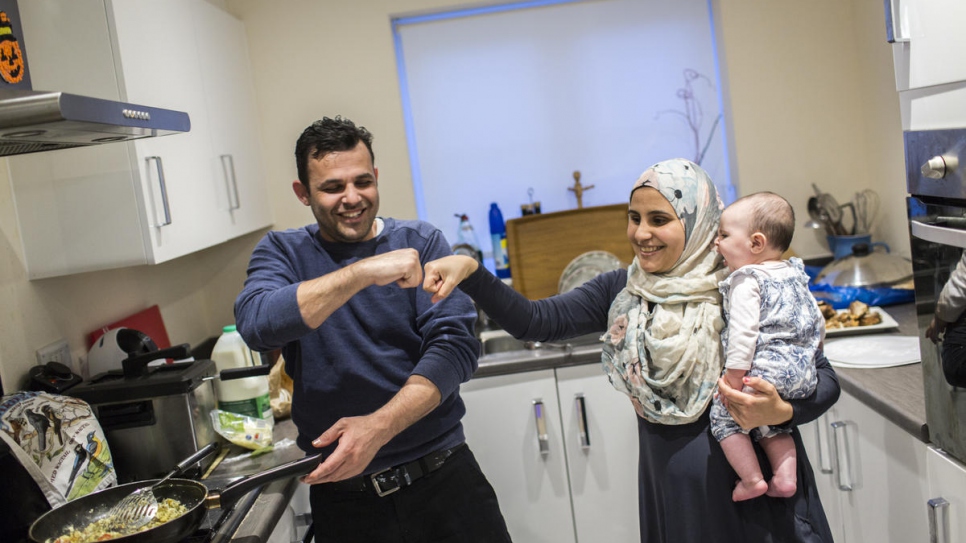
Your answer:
[462,267,838,543]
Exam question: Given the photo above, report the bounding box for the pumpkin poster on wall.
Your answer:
[0,0,30,89]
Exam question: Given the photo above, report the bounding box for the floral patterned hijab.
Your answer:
[600,159,728,424]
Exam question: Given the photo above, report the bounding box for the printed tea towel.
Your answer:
[0,391,116,507]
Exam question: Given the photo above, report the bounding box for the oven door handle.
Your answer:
[911,220,966,249]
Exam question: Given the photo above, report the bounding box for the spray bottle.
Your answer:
[454,213,484,262]
[489,203,511,279]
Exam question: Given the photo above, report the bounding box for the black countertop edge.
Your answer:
[210,486,264,543]
[205,420,305,543]
[227,477,299,543]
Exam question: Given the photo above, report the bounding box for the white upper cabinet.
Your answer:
[890,0,966,91]
[8,0,272,278]
[190,0,273,237]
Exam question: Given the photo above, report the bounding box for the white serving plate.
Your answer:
[824,306,899,338]
[824,335,921,369]
[558,251,623,294]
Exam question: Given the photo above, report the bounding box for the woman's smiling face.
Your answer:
[627,187,686,274]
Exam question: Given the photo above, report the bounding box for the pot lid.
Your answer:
[814,243,913,288]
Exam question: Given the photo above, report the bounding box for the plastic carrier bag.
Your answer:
[210,409,273,451]
[804,264,915,310]
[808,283,915,310]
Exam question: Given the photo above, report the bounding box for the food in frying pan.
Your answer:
[817,300,883,329]
[47,497,188,543]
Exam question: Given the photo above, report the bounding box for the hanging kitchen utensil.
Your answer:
[806,196,834,235]
[817,192,848,235]
[839,201,858,235]
[105,443,219,535]
[810,183,848,235]
[853,189,880,234]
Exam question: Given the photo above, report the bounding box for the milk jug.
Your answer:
[211,325,272,421]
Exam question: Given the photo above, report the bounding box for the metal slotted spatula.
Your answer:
[106,442,219,534]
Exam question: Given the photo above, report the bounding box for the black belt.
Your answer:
[325,443,466,497]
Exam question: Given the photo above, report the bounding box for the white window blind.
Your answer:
[394,0,730,262]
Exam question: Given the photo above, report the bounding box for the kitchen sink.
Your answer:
[479,330,601,356]
[481,334,528,355]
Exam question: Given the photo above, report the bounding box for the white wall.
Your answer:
[714,0,906,259]
[228,0,905,257]
[0,0,906,393]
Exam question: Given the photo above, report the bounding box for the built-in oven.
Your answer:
[906,127,966,467]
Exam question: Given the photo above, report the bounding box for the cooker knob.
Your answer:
[922,155,959,179]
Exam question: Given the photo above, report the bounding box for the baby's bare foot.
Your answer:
[766,476,797,498]
[732,478,768,502]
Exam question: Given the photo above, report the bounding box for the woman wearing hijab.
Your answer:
[423,158,837,542]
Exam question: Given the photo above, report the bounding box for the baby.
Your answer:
[711,191,825,501]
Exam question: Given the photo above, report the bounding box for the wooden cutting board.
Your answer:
[506,203,634,300]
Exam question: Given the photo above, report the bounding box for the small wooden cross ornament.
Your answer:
[568,170,595,209]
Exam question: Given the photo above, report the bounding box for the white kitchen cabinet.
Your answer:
[460,369,577,543]
[926,446,966,543]
[191,0,274,237]
[802,390,931,542]
[889,0,966,132]
[888,0,966,92]
[555,364,640,543]
[8,0,271,278]
[800,413,846,543]
[460,364,640,543]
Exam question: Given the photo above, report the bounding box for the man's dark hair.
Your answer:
[295,116,374,186]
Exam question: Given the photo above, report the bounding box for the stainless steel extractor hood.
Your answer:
[0,89,190,156]
[0,0,189,157]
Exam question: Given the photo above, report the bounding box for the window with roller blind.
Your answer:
[393,0,732,265]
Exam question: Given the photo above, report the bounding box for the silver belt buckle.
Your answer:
[371,469,400,497]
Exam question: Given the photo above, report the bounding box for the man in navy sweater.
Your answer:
[235,116,511,543]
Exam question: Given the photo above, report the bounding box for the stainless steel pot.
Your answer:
[814,242,913,288]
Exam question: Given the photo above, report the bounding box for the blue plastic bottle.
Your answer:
[489,203,511,279]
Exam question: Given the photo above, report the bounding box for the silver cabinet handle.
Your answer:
[220,154,240,210]
[814,413,833,474]
[830,420,854,491]
[575,394,590,449]
[928,497,950,543]
[146,156,171,227]
[533,399,549,455]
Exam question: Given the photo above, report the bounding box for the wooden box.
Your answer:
[505,203,633,300]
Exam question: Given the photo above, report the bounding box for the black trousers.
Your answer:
[942,316,966,387]
[309,444,512,543]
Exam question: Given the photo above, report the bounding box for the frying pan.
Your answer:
[29,451,323,543]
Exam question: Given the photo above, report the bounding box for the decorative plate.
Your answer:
[558,251,623,294]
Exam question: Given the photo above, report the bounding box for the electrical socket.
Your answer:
[36,339,72,367]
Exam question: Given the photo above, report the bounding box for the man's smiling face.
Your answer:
[295,141,380,243]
